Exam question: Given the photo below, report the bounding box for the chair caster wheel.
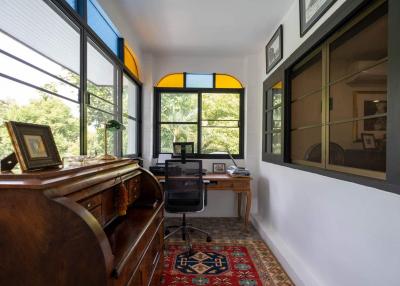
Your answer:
[206,236,212,242]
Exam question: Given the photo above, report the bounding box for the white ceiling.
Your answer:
[114,0,294,56]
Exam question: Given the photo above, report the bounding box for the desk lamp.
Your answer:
[99,119,125,160]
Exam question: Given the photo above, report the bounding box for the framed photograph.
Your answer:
[353,91,387,141]
[266,25,283,73]
[212,163,226,174]
[299,0,337,37]
[361,133,377,150]
[5,121,62,171]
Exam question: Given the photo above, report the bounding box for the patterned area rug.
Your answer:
[161,240,293,286]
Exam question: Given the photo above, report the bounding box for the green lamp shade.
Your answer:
[105,119,125,132]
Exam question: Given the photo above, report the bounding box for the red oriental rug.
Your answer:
[161,240,293,286]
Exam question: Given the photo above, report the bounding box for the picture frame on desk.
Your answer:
[212,163,226,174]
[5,121,62,172]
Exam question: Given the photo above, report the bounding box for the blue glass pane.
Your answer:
[87,0,120,55]
[65,0,77,10]
[186,73,213,88]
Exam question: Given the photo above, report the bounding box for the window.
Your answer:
[87,0,121,56]
[289,2,387,179]
[186,73,213,88]
[264,82,283,156]
[0,0,142,162]
[122,74,140,156]
[0,0,81,159]
[86,39,118,156]
[154,81,244,158]
[65,0,77,10]
[124,44,140,79]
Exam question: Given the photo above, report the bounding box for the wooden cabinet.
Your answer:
[0,159,164,286]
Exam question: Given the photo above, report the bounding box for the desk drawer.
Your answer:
[79,194,101,210]
[126,176,141,205]
[210,180,234,189]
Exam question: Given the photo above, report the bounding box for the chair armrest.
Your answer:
[203,180,209,206]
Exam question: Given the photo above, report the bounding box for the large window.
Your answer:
[0,0,142,162]
[86,39,118,156]
[0,0,81,159]
[289,2,387,179]
[155,89,244,158]
[122,74,140,156]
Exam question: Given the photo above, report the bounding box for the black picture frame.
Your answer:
[299,0,337,37]
[5,121,62,172]
[266,25,283,74]
[361,133,377,150]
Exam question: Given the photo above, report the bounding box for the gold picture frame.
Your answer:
[5,121,62,172]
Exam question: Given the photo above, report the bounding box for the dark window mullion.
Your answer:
[198,92,202,154]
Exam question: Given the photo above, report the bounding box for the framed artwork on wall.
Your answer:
[266,25,283,74]
[361,133,377,150]
[5,121,62,172]
[352,91,387,141]
[299,0,337,37]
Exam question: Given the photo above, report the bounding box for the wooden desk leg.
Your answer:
[237,192,242,218]
[245,191,252,229]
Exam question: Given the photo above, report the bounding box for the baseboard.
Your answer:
[250,214,322,286]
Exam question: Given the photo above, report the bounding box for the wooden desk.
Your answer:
[157,174,252,228]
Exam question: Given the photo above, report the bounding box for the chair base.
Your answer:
[165,214,211,255]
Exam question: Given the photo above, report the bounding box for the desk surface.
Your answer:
[156,173,252,181]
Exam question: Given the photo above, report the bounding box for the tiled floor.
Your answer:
[164,217,261,241]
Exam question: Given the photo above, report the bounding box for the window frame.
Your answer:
[262,67,285,163]
[121,71,142,157]
[287,1,388,179]
[41,0,142,157]
[262,0,400,194]
[154,87,245,159]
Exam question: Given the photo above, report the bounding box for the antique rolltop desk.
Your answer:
[0,159,164,286]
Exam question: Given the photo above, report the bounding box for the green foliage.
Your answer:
[0,71,118,160]
[160,92,241,154]
[0,95,80,159]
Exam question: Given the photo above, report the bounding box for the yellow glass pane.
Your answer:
[157,73,184,88]
[124,44,139,79]
[273,82,283,89]
[215,74,243,89]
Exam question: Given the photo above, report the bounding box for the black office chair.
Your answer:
[304,142,345,165]
[164,159,211,255]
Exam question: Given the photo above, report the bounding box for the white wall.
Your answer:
[251,1,400,286]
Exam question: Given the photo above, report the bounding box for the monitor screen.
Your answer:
[173,142,194,157]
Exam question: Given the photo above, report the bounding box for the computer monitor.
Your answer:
[173,142,194,160]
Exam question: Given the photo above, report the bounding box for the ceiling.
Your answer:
[114,0,294,56]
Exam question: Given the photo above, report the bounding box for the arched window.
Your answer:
[154,73,244,159]
[156,73,243,89]
[124,44,140,79]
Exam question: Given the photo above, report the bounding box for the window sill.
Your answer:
[261,159,399,195]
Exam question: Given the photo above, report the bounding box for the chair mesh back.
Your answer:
[165,160,203,212]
